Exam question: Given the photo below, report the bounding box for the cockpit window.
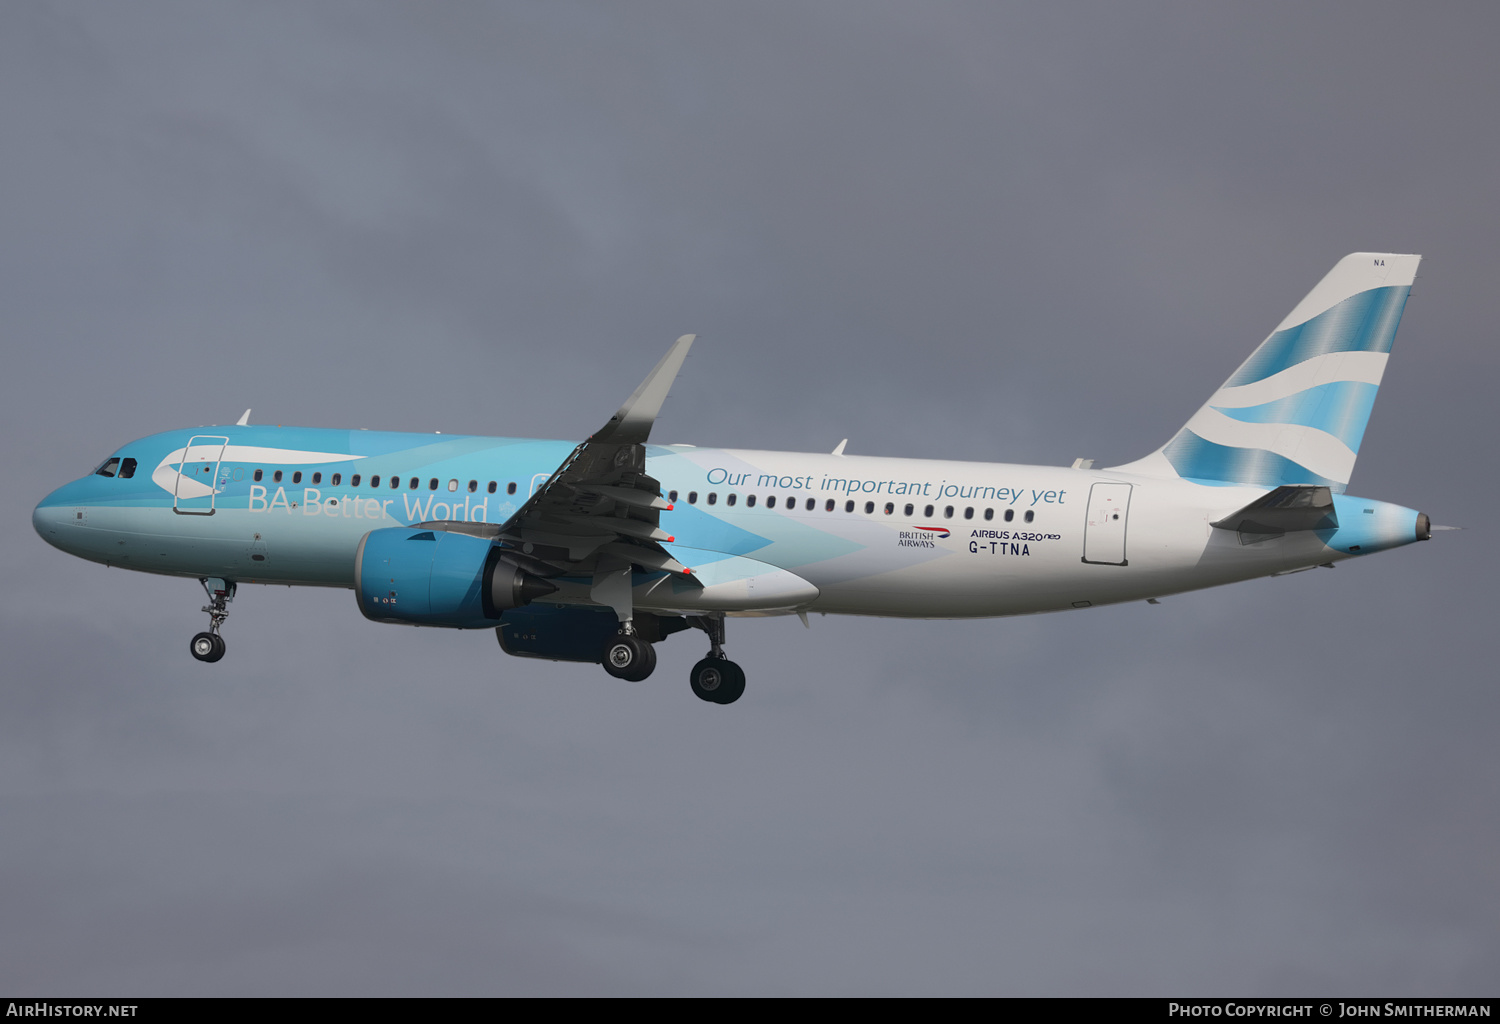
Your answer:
[94,457,120,478]
[118,458,137,479]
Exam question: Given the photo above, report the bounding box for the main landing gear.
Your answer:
[596,613,747,703]
[688,614,745,705]
[690,657,745,705]
[190,577,235,663]
[601,629,656,682]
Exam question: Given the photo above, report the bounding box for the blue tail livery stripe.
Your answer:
[1224,285,1410,388]
[1162,431,1344,490]
[1210,380,1379,452]
[1112,253,1421,490]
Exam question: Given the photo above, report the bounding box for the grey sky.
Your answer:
[3,1,1496,995]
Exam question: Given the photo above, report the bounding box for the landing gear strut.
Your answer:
[594,560,657,682]
[190,577,234,663]
[688,614,745,704]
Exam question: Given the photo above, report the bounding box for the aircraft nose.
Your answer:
[33,501,65,545]
[33,482,83,550]
[32,503,58,545]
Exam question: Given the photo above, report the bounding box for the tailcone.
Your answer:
[1322,496,1426,557]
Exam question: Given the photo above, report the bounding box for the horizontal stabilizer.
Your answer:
[1211,485,1338,543]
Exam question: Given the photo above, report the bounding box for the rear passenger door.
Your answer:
[1082,482,1132,565]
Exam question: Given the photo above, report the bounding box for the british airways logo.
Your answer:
[897,526,950,548]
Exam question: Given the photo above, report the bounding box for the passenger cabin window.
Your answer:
[984,508,994,521]
[429,478,439,491]
[766,495,777,509]
[825,500,835,512]
[351,474,361,487]
[707,493,717,505]
[487,481,496,493]
[944,506,953,518]
[805,498,815,511]
[1004,509,1015,522]
[884,502,894,515]
[1024,510,1034,523]
[964,507,974,519]
[668,490,678,503]
[409,477,419,490]
[392,477,401,490]
[688,492,698,504]
[94,458,119,478]
[727,494,737,506]
[311,472,322,485]
[745,495,755,507]
[118,458,137,479]
[292,471,302,484]
[507,482,517,495]
[468,480,477,493]
[332,473,342,486]
[904,503,914,516]
[273,470,283,483]
[864,501,874,514]
[253,469,263,482]
[924,505,934,517]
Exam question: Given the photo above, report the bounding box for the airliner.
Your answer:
[34,253,1434,704]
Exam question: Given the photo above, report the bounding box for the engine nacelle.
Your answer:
[496,605,622,663]
[355,528,556,628]
[497,606,694,663]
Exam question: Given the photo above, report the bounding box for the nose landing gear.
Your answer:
[190,631,224,662]
[190,578,235,663]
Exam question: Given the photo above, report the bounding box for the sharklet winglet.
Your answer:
[592,335,695,445]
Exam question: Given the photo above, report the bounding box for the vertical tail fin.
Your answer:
[1114,253,1421,491]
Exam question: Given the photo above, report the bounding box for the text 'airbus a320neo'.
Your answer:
[35,254,1438,705]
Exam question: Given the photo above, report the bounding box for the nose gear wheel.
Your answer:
[190,578,235,663]
[190,631,225,663]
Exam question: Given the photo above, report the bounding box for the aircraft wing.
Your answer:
[418,335,698,579]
